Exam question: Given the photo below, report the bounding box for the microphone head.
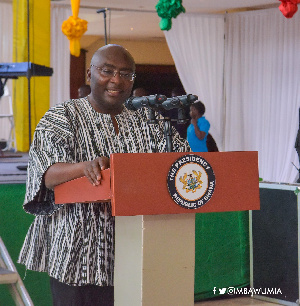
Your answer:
[177,94,198,106]
[124,96,149,111]
[125,94,168,111]
[161,97,181,110]
[97,8,107,13]
[147,94,167,107]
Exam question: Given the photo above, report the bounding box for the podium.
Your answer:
[55,152,260,306]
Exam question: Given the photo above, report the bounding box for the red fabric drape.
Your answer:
[279,0,300,18]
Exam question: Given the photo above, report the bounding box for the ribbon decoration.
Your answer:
[61,0,87,57]
[279,0,300,18]
[155,0,185,31]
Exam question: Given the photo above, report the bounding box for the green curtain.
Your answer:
[194,211,250,301]
[0,184,52,306]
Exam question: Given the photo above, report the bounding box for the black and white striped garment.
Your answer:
[18,97,190,286]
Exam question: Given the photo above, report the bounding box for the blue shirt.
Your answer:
[187,116,210,152]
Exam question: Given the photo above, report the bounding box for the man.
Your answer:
[18,44,189,305]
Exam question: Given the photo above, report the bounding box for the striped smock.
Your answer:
[18,98,190,286]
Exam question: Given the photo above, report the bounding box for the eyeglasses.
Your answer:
[90,65,136,82]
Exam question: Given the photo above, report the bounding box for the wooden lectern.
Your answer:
[55,152,260,306]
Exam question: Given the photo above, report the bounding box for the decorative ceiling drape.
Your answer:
[50,4,71,107]
[165,8,300,183]
[164,14,225,151]
[0,1,13,143]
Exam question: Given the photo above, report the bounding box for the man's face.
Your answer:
[87,47,135,114]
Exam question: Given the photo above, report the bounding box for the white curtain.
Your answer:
[164,14,225,150]
[0,1,13,142]
[165,9,300,183]
[50,4,71,107]
[225,8,300,183]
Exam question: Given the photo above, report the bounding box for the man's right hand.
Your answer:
[83,156,110,186]
[44,156,110,189]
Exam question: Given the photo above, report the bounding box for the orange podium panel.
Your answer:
[54,168,111,204]
[54,151,260,216]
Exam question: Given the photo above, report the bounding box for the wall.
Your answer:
[83,37,175,72]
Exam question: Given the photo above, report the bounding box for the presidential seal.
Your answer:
[167,154,216,209]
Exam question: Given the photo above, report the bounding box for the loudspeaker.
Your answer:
[250,183,300,305]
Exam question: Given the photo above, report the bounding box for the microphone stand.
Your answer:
[164,118,173,153]
[97,8,108,45]
[126,94,196,153]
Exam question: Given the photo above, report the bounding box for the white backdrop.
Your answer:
[165,14,225,151]
[50,4,71,107]
[165,8,300,183]
[0,1,13,142]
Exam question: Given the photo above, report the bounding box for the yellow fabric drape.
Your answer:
[62,0,87,57]
[13,0,51,152]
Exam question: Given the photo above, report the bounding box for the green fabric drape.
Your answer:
[194,211,250,301]
[0,184,52,306]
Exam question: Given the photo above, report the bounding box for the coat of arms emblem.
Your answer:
[180,171,203,193]
[167,154,216,209]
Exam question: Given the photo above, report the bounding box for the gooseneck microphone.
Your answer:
[125,94,167,111]
[125,93,198,153]
[125,94,198,111]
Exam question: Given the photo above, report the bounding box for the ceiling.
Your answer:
[51,0,280,47]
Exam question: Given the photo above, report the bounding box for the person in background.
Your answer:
[207,133,219,152]
[18,44,189,306]
[78,84,91,98]
[132,87,148,97]
[187,100,210,152]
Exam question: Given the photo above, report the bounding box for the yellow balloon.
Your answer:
[71,0,80,18]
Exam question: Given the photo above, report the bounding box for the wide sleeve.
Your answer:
[23,105,76,216]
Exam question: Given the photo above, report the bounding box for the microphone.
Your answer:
[161,97,181,110]
[160,94,198,110]
[125,94,167,111]
[97,8,108,13]
[175,94,198,107]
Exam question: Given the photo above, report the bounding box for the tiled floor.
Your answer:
[195,296,282,305]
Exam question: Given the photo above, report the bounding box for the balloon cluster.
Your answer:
[279,0,300,18]
[155,0,185,31]
[61,0,88,57]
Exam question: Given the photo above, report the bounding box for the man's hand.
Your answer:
[44,156,110,189]
[83,156,110,186]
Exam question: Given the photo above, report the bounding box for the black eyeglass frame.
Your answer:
[90,64,136,82]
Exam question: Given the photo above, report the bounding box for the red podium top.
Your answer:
[54,152,260,216]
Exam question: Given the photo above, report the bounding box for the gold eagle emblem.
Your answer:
[179,170,203,193]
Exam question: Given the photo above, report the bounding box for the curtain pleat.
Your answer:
[164,14,225,150]
[0,2,13,143]
[50,4,71,107]
[225,8,300,182]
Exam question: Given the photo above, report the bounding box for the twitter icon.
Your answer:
[219,288,227,294]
